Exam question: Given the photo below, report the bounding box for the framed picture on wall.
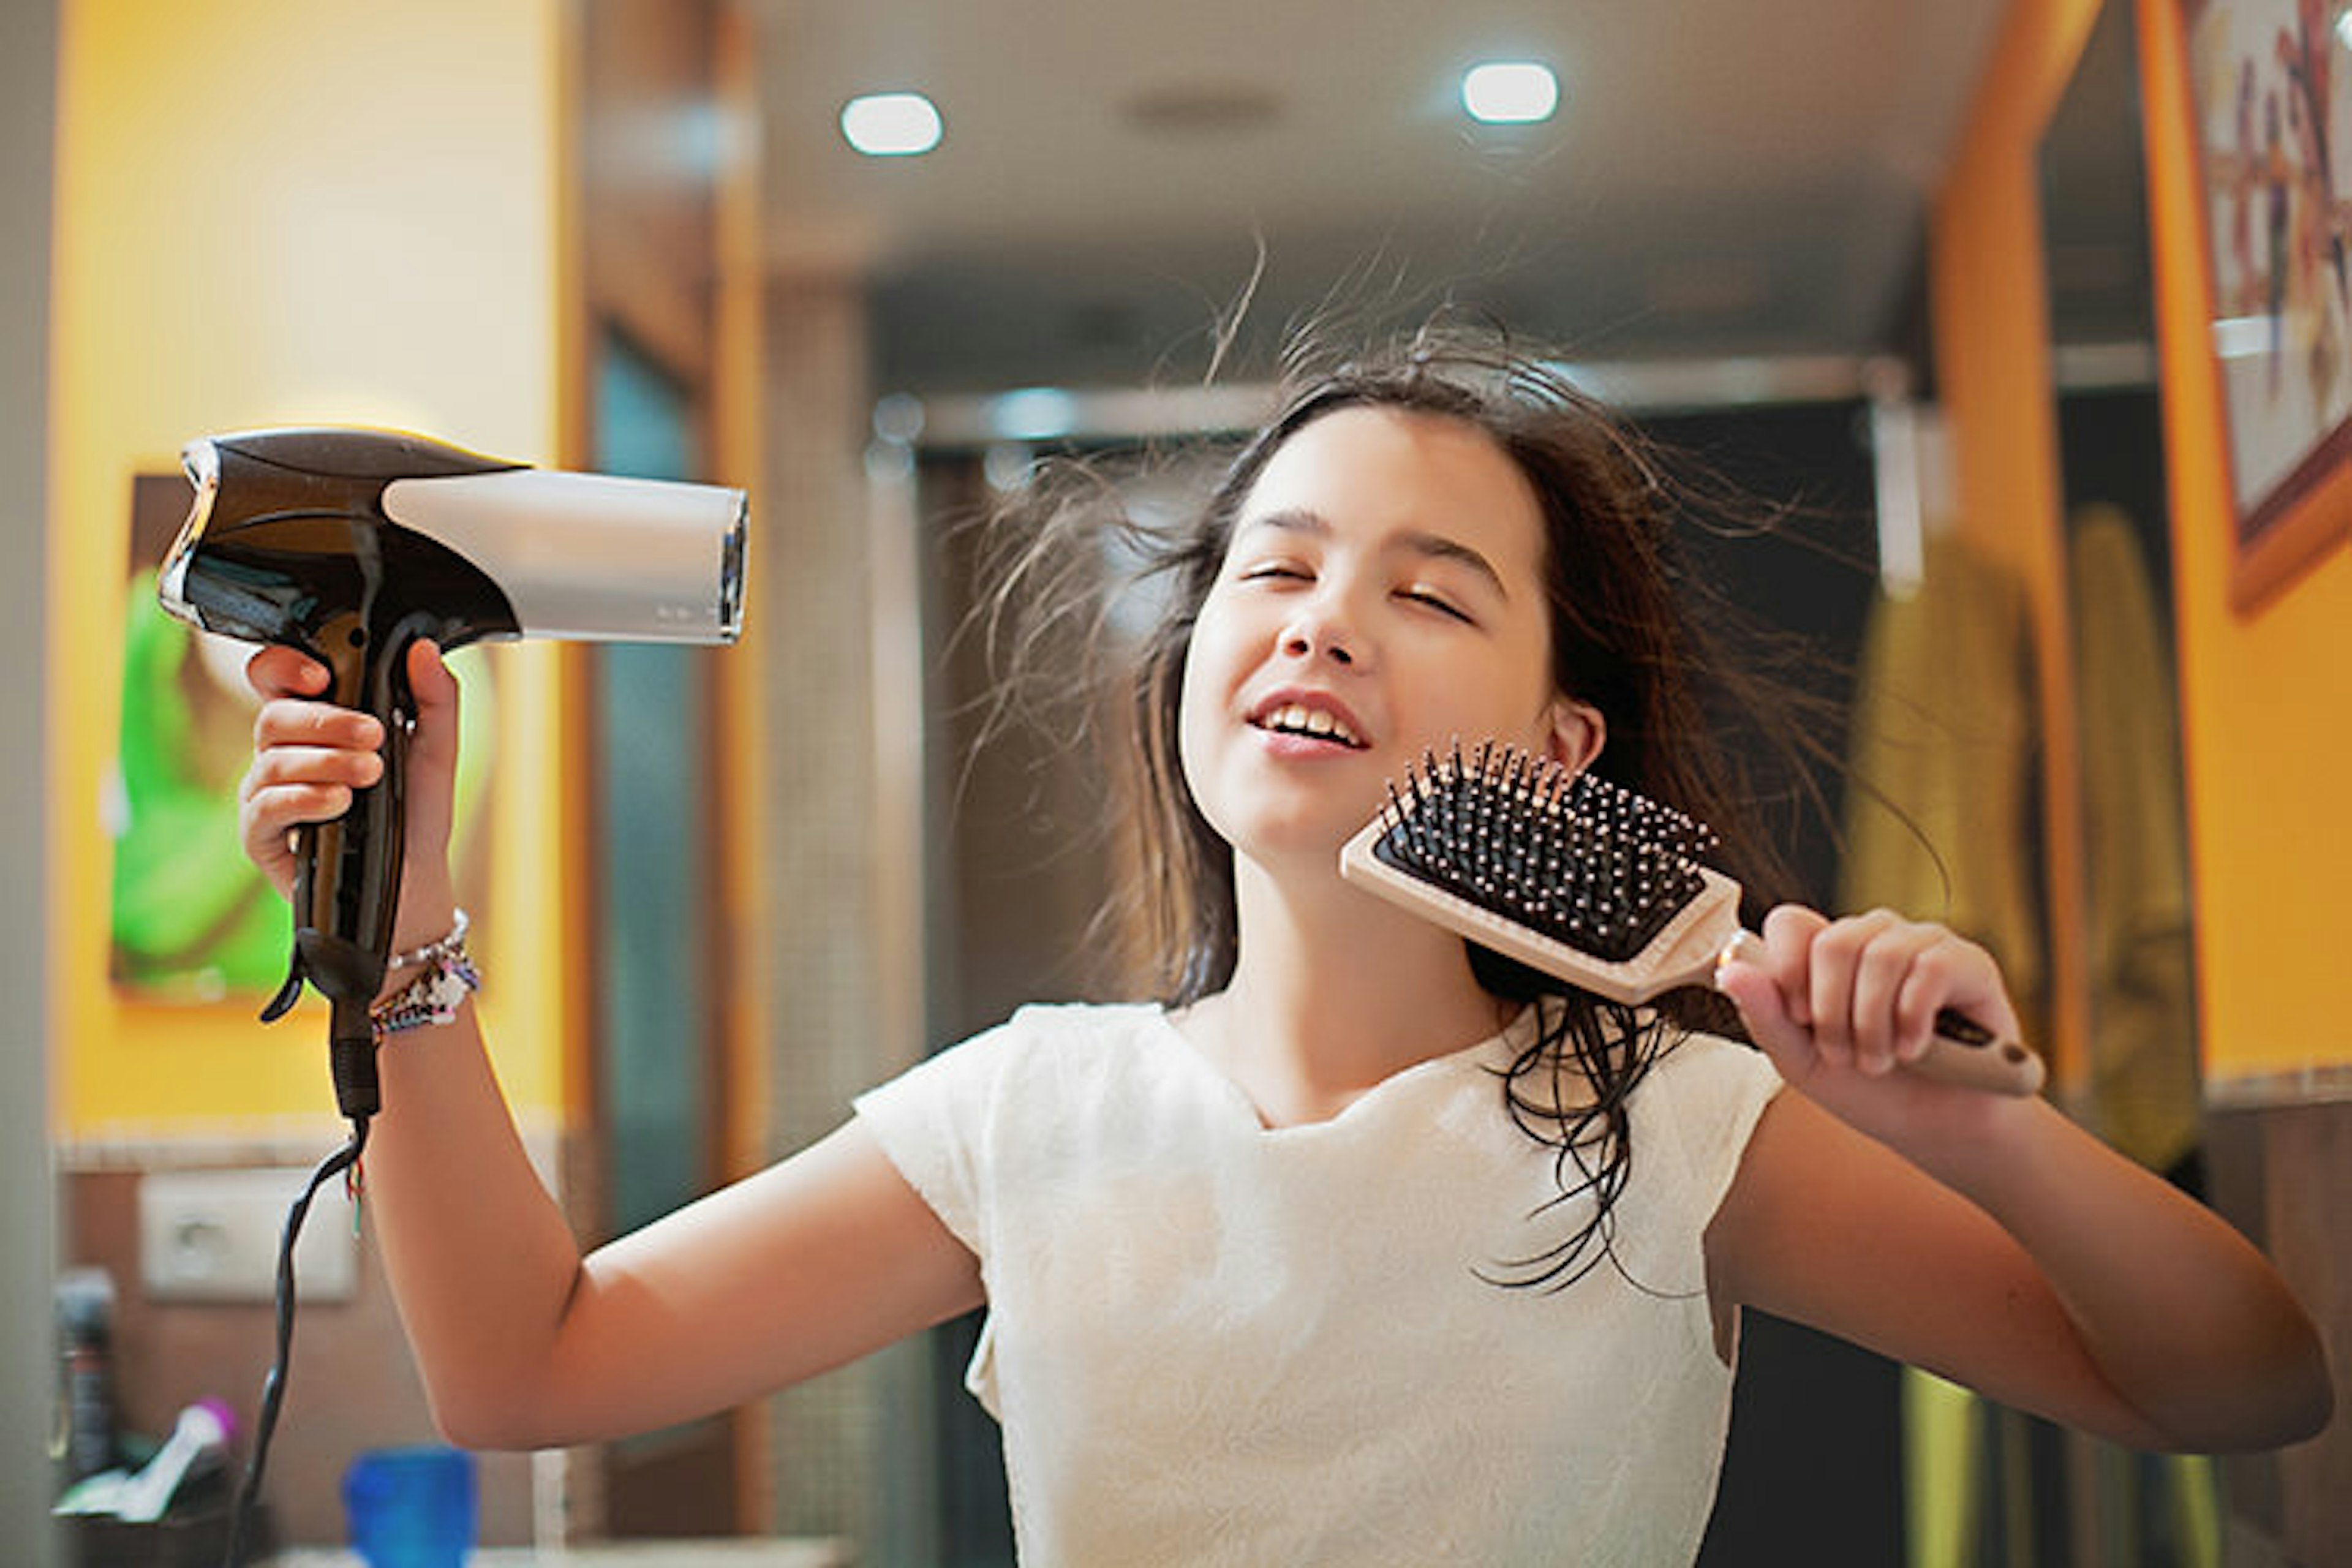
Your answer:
[109,471,502,1002]
[2178,0,2352,605]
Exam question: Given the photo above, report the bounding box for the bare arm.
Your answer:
[368,1017,981,1449]
[240,643,983,1450]
[1709,905,2331,1454]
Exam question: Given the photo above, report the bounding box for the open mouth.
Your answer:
[1251,701,1368,750]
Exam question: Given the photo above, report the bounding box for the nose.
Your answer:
[1280,603,1359,668]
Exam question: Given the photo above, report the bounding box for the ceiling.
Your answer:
[748,0,2016,398]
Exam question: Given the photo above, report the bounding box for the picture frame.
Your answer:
[110,472,502,1003]
[108,472,293,1001]
[2176,0,2352,606]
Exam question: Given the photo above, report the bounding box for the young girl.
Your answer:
[238,330,2330,1564]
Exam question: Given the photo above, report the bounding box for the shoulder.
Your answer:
[1634,1027,1784,1148]
[855,1001,1164,1118]
[1495,1013,1781,1167]
[1619,1027,1786,1246]
[849,1001,1167,1257]
[951,998,1166,1069]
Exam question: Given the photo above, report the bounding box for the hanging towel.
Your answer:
[2067,503,2202,1172]
[1839,533,2046,1010]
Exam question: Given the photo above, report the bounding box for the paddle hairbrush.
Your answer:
[1339,742,2045,1096]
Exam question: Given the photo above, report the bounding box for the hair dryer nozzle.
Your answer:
[382,468,747,644]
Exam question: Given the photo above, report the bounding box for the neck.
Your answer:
[1185,852,1513,1125]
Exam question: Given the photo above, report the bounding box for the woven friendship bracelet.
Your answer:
[371,910,480,1039]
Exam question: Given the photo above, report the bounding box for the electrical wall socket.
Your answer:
[138,1167,358,1304]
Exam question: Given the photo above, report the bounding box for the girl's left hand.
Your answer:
[1713,903,2030,1147]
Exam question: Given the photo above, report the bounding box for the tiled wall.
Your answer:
[57,1133,584,1550]
[751,271,941,1559]
[2204,1086,2351,1565]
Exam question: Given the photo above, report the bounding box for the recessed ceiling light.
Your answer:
[841,92,943,157]
[1461,61,1558,126]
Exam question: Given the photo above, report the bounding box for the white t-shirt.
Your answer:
[855,1001,1784,1566]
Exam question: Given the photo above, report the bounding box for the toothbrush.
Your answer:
[1339,741,2045,1096]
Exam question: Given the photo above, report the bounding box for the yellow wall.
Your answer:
[1936,0,2352,1087]
[50,0,579,1139]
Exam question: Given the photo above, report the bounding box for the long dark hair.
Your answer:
[978,319,1832,1289]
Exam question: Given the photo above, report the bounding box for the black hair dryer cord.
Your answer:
[220,1117,369,1568]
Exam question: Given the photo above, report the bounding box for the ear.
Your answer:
[1543,696,1607,774]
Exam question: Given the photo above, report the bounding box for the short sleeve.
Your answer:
[851,1019,1023,1261]
[1613,1031,1785,1291]
[1659,1032,1784,1212]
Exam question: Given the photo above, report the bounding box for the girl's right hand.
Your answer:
[238,638,464,953]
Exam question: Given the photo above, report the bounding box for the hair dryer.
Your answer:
[156,426,746,1122]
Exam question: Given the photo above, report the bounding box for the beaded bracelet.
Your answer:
[387,908,470,971]
[370,910,480,1039]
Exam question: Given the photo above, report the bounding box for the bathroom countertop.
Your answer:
[263,1540,852,1567]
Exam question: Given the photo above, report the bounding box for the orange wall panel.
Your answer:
[1930,0,2103,1081]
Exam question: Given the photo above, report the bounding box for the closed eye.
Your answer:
[1401,587,1474,624]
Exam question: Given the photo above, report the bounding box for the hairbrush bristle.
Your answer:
[1373,742,1719,963]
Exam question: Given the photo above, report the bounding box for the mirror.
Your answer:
[2040,0,2203,1191]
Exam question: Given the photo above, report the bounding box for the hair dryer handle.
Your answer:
[258,614,414,1121]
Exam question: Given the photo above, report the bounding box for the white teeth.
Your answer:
[1261,702,1361,747]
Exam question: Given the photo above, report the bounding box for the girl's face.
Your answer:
[1177,405,1602,869]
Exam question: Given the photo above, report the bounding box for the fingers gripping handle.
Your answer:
[1714,930,2045,1096]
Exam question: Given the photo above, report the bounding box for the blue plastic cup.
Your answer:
[341,1444,477,1568]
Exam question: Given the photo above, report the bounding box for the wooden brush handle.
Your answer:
[1914,1005,2046,1096]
